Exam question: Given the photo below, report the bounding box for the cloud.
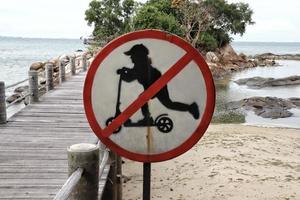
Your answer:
[229,0,300,42]
[1,0,299,41]
[0,0,93,38]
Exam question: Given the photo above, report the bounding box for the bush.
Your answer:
[198,32,218,51]
[212,111,246,124]
[133,3,183,36]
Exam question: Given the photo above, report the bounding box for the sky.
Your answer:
[0,0,299,42]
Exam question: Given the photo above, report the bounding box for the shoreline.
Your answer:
[122,124,300,200]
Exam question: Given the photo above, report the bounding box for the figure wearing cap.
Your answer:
[117,44,199,124]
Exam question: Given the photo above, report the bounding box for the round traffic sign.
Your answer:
[84,30,215,162]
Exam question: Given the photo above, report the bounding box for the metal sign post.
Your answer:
[83,29,215,199]
[143,163,151,200]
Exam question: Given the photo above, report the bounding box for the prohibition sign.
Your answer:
[84,30,215,163]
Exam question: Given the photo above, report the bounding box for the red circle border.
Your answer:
[83,29,215,163]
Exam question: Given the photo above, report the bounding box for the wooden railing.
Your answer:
[0,53,90,124]
[54,141,110,200]
[0,52,122,199]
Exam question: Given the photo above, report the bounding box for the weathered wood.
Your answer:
[103,151,119,200]
[53,168,83,200]
[67,143,99,200]
[59,59,66,83]
[45,63,54,91]
[0,81,7,124]
[0,72,109,199]
[116,155,123,200]
[70,57,76,75]
[82,54,87,72]
[28,70,39,103]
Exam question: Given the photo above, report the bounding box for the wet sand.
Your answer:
[122,124,300,200]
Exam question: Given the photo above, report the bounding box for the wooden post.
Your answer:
[70,57,76,75]
[59,60,66,83]
[116,155,122,200]
[68,143,99,200]
[45,63,54,91]
[28,70,39,103]
[102,152,122,200]
[87,60,91,69]
[0,81,7,124]
[82,54,87,72]
[103,151,117,200]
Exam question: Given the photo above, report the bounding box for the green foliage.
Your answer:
[212,111,245,124]
[85,0,136,42]
[85,0,254,50]
[198,32,218,51]
[212,78,245,124]
[204,0,254,45]
[133,4,183,36]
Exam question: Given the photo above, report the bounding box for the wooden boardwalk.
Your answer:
[0,72,107,199]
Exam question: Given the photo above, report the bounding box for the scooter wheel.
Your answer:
[156,116,173,133]
[106,117,122,134]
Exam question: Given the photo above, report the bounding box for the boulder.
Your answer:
[6,93,22,103]
[235,75,300,88]
[239,53,247,61]
[254,53,300,61]
[14,85,29,93]
[206,52,219,63]
[30,62,44,71]
[289,98,300,107]
[227,96,297,119]
[219,44,242,63]
[258,108,293,119]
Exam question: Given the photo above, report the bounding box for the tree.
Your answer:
[172,0,215,47]
[172,0,254,49]
[85,0,254,51]
[85,0,137,42]
[133,0,183,36]
[203,0,254,47]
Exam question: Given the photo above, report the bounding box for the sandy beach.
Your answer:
[122,124,300,200]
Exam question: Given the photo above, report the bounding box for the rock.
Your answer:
[239,53,247,60]
[219,44,242,62]
[206,52,219,63]
[258,108,293,119]
[254,53,300,61]
[30,62,44,71]
[6,93,22,103]
[235,77,272,88]
[227,96,297,119]
[289,98,300,107]
[235,76,300,88]
[14,85,29,93]
[269,75,300,87]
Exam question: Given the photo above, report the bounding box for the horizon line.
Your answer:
[0,35,83,40]
[1,35,300,43]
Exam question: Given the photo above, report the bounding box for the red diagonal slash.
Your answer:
[102,52,193,137]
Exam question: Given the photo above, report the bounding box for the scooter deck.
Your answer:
[124,119,155,127]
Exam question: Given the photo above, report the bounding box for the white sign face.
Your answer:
[84,30,215,162]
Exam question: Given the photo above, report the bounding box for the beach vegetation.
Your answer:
[212,111,246,124]
[85,0,138,42]
[85,0,254,51]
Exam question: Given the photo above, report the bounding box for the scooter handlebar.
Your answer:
[116,67,128,75]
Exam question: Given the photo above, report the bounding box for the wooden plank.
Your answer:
[0,71,108,199]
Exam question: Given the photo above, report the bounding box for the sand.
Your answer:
[122,124,300,200]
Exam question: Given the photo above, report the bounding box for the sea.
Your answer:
[0,37,300,128]
[232,42,300,55]
[0,36,86,87]
[1,38,299,86]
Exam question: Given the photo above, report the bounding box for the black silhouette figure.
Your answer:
[117,44,200,124]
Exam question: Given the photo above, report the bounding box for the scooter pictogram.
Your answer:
[105,69,174,134]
